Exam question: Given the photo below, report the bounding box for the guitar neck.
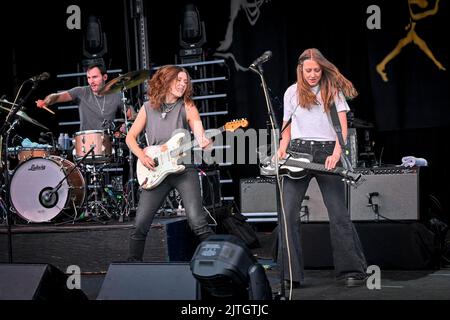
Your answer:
[176,126,225,154]
[284,158,344,175]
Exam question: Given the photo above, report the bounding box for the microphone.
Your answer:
[12,134,24,145]
[250,51,272,68]
[29,72,50,82]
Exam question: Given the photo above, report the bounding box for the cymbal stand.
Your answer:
[0,79,41,262]
[84,156,110,223]
[119,82,137,221]
[0,119,21,263]
[86,167,109,220]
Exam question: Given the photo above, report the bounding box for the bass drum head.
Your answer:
[10,157,71,223]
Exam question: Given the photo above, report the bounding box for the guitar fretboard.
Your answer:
[283,158,361,182]
[284,158,343,175]
[172,126,225,156]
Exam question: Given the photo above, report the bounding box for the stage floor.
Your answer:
[74,266,450,300]
[1,217,448,301]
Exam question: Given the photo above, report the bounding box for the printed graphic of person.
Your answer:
[214,0,268,71]
[376,0,446,82]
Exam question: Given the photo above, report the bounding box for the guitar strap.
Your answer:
[329,102,354,171]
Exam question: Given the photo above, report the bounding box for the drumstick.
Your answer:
[42,106,55,115]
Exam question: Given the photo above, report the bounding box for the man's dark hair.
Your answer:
[87,63,107,75]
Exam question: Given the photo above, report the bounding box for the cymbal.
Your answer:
[0,105,49,131]
[99,69,150,95]
[0,99,20,107]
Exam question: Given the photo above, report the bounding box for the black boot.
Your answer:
[195,230,213,242]
[128,239,146,262]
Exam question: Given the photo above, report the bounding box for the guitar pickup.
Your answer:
[153,158,159,167]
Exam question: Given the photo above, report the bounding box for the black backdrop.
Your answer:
[1,0,449,216]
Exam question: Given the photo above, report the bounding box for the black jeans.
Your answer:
[278,139,367,281]
[128,167,214,260]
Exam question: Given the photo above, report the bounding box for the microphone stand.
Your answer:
[249,63,287,300]
[0,80,40,263]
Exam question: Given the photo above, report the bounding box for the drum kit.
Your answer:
[1,70,149,224]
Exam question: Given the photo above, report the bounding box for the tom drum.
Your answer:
[73,130,112,163]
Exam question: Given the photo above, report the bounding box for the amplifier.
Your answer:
[300,178,328,222]
[349,166,421,221]
[347,128,358,169]
[240,177,277,222]
[240,177,329,222]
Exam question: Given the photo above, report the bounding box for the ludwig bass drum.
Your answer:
[9,156,85,223]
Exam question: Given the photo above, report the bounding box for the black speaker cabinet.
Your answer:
[0,263,87,300]
[97,263,200,300]
[240,177,329,222]
[349,167,422,221]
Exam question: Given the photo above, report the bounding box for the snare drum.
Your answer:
[73,130,112,163]
[9,156,85,223]
[17,146,57,163]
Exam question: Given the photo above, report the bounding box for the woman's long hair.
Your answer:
[147,65,194,109]
[296,48,358,112]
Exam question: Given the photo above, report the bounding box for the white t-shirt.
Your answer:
[283,83,350,141]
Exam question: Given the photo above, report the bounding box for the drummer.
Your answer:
[36,63,133,131]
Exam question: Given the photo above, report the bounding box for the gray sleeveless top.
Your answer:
[144,99,189,146]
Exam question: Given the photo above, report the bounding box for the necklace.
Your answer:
[92,90,106,115]
[160,100,178,119]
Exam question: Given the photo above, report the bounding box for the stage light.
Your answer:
[82,15,107,67]
[178,4,206,63]
[190,234,272,300]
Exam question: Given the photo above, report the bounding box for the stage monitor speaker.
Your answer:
[97,263,200,300]
[349,167,421,221]
[240,177,329,222]
[0,263,87,300]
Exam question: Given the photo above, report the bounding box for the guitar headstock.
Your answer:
[223,118,249,132]
[342,172,364,188]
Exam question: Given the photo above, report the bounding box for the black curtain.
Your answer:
[2,0,449,214]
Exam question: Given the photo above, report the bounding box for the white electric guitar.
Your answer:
[137,119,249,190]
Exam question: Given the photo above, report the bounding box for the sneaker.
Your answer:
[345,274,368,287]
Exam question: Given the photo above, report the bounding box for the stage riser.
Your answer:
[0,218,198,273]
